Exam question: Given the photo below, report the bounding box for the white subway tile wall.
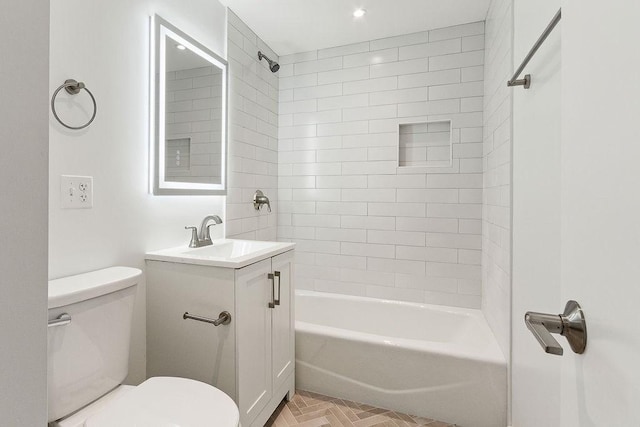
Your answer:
[226,11,279,240]
[278,22,485,308]
[483,0,512,356]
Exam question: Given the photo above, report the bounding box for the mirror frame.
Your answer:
[151,14,228,195]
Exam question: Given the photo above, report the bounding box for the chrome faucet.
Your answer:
[185,215,223,248]
[199,215,222,241]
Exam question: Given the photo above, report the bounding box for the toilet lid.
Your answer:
[85,377,239,427]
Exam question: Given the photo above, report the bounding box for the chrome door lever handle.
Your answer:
[524,300,587,356]
[525,312,564,355]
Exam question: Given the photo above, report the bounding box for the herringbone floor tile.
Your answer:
[265,390,456,427]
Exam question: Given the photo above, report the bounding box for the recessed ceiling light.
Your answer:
[353,8,366,18]
[176,44,186,50]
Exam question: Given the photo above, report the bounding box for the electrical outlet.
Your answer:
[61,175,93,209]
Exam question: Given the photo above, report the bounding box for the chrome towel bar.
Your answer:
[48,313,72,328]
[183,311,231,326]
[508,8,562,89]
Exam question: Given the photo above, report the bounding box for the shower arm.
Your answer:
[258,51,280,73]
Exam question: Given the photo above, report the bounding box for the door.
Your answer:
[559,1,640,424]
[513,1,640,426]
[236,259,272,426]
[271,251,295,392]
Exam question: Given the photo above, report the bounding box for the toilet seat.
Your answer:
[85,377,239,427]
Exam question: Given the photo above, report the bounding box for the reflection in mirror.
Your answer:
[152,15,227,195]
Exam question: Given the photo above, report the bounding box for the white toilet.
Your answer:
[47,266,239,426]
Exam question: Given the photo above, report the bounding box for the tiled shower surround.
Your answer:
[482,0,513,357]
[277,22,485,308]
[226,11,279,240]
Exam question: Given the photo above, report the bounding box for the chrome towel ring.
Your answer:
[51,79,97,130]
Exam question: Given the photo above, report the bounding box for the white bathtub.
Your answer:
[295,291,507,427]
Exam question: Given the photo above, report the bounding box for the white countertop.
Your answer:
[145,239,295,269]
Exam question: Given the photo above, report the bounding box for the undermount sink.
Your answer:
[146,239,295,268]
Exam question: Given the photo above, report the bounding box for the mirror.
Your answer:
[151,15,227,195]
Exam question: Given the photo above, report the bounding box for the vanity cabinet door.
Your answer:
[271,251,295,392]
[235,259,273,427]
[146,261,236,398]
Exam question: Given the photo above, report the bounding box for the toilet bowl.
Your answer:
[48,267,239,426]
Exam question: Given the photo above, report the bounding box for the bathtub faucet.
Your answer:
[253,190,271,212]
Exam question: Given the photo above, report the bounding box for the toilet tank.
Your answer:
[47,267,142,423]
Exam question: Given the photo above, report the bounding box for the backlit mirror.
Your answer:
[151,15,227,195]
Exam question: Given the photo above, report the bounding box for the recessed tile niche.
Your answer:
[398,120,452,168]
[165,137,191,181]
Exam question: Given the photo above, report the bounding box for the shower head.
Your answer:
[258,51,280,73]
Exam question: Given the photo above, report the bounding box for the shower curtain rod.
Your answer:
[507,8,562,89]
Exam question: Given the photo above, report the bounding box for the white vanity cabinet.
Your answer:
[146,249,295,427]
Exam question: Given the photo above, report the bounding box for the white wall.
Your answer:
[277,23,485,307]
[511,2,561,426]
[49,0,227,384]
[482,0,512,359]
[0,0,49,424]
[226,10,279,240]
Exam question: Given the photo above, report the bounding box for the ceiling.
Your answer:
[219,0,491,56]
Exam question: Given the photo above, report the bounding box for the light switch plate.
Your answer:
[61,175,93,209]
